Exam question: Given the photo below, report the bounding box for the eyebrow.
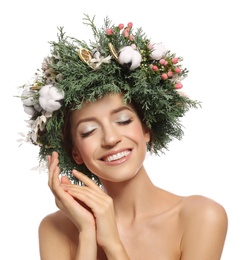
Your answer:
[75,106,133,128]
[112,106,133,114]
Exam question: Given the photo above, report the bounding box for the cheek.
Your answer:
[73,137,102,175]
[128,122,149,143]
[73,137,97,162]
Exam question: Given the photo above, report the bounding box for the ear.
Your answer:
[144,126,151,143]
[72,147,84,165]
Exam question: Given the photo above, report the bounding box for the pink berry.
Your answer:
[123,28,130,37]
[106,28,113,35]
[161,73,168,80]
[172,58,178,64]
[159,59,166,65]
[118,23,124,30]
[152,65,158,72]
[168,70,174,77]
[123,31,129,37]
[175,67,181,73]
[128,22,133,28]
[175,83,183,89]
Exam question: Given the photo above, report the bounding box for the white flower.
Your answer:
[30,113,52,143]
[150,43,166,60]
[21,89,41,116]
[92,49,101,59]
[89,49,112,70]
[21,89,36,106]
[39,85,64,112]
[118,46,142,70]
[17,132,30,146]
[23,105,36,116]
[41,57,51,71]
[31,159,49,174]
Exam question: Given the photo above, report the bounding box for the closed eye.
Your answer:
[81,129,96,138]
[80,119,133,138]
[117,119,133,125]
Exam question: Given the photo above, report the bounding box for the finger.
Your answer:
[47,155,51,167]
[47,152,68,205]
[61,175,71,185]
[47,153,93,218]
[62,185,105,203]
[64,187,114,226]
[64,187,104,209]
[48,151,60,187]
[72,170,102,192]
[61,184,110,215]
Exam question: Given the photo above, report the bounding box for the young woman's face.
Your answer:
[70,93,150,182]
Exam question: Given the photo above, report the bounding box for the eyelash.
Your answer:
[80,119,133,138]
[81,129,95,138]
[117,119,133,125]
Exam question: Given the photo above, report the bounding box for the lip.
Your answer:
[100,148,132,166]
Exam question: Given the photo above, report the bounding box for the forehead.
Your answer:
[84,93,128,112]
[70,93,134,120]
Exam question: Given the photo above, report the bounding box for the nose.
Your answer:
[101,124,122,148]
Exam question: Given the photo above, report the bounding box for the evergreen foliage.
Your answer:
[18,15,201,185]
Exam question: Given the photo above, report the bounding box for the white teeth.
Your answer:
[105,150,130,162]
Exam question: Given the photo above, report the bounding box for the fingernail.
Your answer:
[61,184,68,190]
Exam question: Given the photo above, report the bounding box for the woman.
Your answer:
[19,15,228,259]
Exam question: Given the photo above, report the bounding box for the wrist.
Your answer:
[79,228,96,241]
[76,230,97,260]
[103,241,130,260]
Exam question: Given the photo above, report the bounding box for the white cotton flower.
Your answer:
[21,89,39,116]
[150,43,166,60]
[23,102,42,116]
[34,103,43,113]
[23,105,36,116]
[118,46,142,70]
[21,89,35,106]
[39,84,64,112]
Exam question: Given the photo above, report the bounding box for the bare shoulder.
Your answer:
[182,195,227,218]
[179,195,228,260]
[39,210,75,234]
[180,195,228,236]
[181,195,228,223]
[39,211,78,259]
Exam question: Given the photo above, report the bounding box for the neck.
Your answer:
[99,166,158,224]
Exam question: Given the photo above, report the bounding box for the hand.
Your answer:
[63,169,121,249]
[48,151,130,259]
[47,151,96,232]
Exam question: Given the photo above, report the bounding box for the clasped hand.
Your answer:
[47,151,120,249]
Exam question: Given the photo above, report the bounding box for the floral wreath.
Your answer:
[18,14,200,184]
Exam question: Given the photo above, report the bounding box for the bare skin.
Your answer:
[39,94,228,260]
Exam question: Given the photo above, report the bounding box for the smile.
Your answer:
[103,150,131,162]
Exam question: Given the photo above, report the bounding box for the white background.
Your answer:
[1,0,247,259]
